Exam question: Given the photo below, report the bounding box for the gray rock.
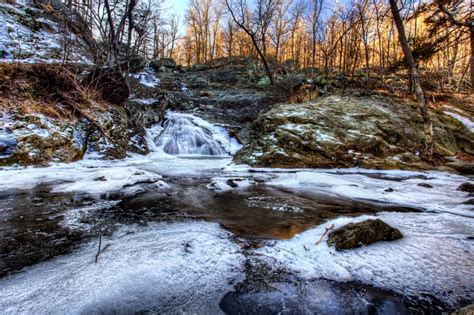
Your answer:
[462,199,474,205]
[150,58,177,72]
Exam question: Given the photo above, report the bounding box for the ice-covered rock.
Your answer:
[0,160,163,197]
[0,113,83,166]
[445,111,474,132]
[0,131,17,158]
[265,168,473,216]
[131,71,160,88]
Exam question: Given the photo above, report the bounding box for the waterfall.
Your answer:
[151,112,240,156]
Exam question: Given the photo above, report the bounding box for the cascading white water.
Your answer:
[151,112,240,156]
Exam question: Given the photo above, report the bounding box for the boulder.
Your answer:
[457,183,474,193]
[417,183,433,188]
[445,160,474,175]
[235,95,474,170]
[0,132,17,158]
[199,90,213,97]
[127,55,147,72]
[150,58,177,72]
[327,219,403,251]
[0,115,83,166]
[462,199,474,205]
[453,303,474,315]
[125,96,167,129]
[210,70,240,84]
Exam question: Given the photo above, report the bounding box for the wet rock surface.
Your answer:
[327,219,403,250]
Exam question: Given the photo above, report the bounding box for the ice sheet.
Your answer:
[265,168,473,216]
[0,221,245,314]
[256,212,474,308]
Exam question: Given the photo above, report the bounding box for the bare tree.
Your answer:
[288,1,306,63]
[435,0,473,90]
[224,0,276,84]
[271,0,293,63]
[309,0,324,67]
[222,17,238,56]
[389,0,434,156]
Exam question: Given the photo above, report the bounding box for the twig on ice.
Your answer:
[315,224,335,245]
[95,234,102,263]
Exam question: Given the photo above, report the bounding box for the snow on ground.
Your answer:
[0,221,245,314]
[0,2,92,64]
[445,111,474,132]
[256,212,474,308]
[51,167,162,194]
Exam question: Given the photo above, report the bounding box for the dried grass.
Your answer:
[0,63,108,122]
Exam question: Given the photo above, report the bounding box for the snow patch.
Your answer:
[207,177,254,191]
[0,2,92,63]
[0,162,163,197]
[445,111,474,132]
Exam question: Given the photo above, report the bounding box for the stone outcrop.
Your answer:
[235,95,474,170]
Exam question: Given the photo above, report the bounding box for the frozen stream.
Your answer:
[0,112,473,313]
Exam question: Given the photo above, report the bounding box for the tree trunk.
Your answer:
[470,26,474,90]
[389,0,433,157]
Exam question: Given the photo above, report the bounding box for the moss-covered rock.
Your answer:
[235,95,474,170]
[327,219,403,250]
[84,107,149,159]
[0,114,83,166]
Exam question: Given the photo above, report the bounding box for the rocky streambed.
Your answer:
[0,112,473,314]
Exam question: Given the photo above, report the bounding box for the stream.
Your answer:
[0,112,473,314]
